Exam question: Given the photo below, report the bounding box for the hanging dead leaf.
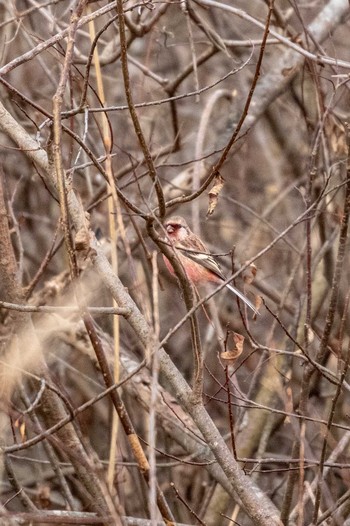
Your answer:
[14,418,27,442]
[206,173,224,217]
[220,350,239,364]
[243,263,257,284]
[326,117,347,155]
[254,295,263,312]
[220,332,245,364]
[19,421,26,442]
[233,332,244,354]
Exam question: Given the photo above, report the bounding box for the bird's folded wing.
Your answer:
[177,246,226,281]
[173,244,258,314]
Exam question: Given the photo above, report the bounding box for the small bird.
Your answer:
[163,216,258,314]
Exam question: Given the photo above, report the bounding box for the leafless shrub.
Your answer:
[0,1,350,525]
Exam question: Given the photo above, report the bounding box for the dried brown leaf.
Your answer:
[19,421,26,442]
[255,295,263,312]
[221,332,245,364]
[243,263,257,284]
[206,174,224,217]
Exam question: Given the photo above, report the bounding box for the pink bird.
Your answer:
[163,216,258,314]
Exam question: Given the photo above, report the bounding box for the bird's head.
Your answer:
[164,216,189,241]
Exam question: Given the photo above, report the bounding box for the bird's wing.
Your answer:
[172,240,258,314]
[175,244,227,281]
[182,247,259,313]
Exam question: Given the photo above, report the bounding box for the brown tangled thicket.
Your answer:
[0,1,350,525]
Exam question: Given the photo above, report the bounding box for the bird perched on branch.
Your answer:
[163,216,258,314]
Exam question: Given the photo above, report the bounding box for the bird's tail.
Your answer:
[226,283,259,315]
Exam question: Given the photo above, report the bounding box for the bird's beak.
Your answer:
[166,225,174,234]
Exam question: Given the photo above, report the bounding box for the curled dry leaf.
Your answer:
[206,173,224,217]
[255,295,263,312]
[326,117,347,155]
[19,421,26,442]
[220,351,239,365]
[14,418,26,442]
[233,331,244,353]
[220,332,245,364]
[243,262,257,284]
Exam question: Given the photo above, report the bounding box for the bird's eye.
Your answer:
[166,222,181,235]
